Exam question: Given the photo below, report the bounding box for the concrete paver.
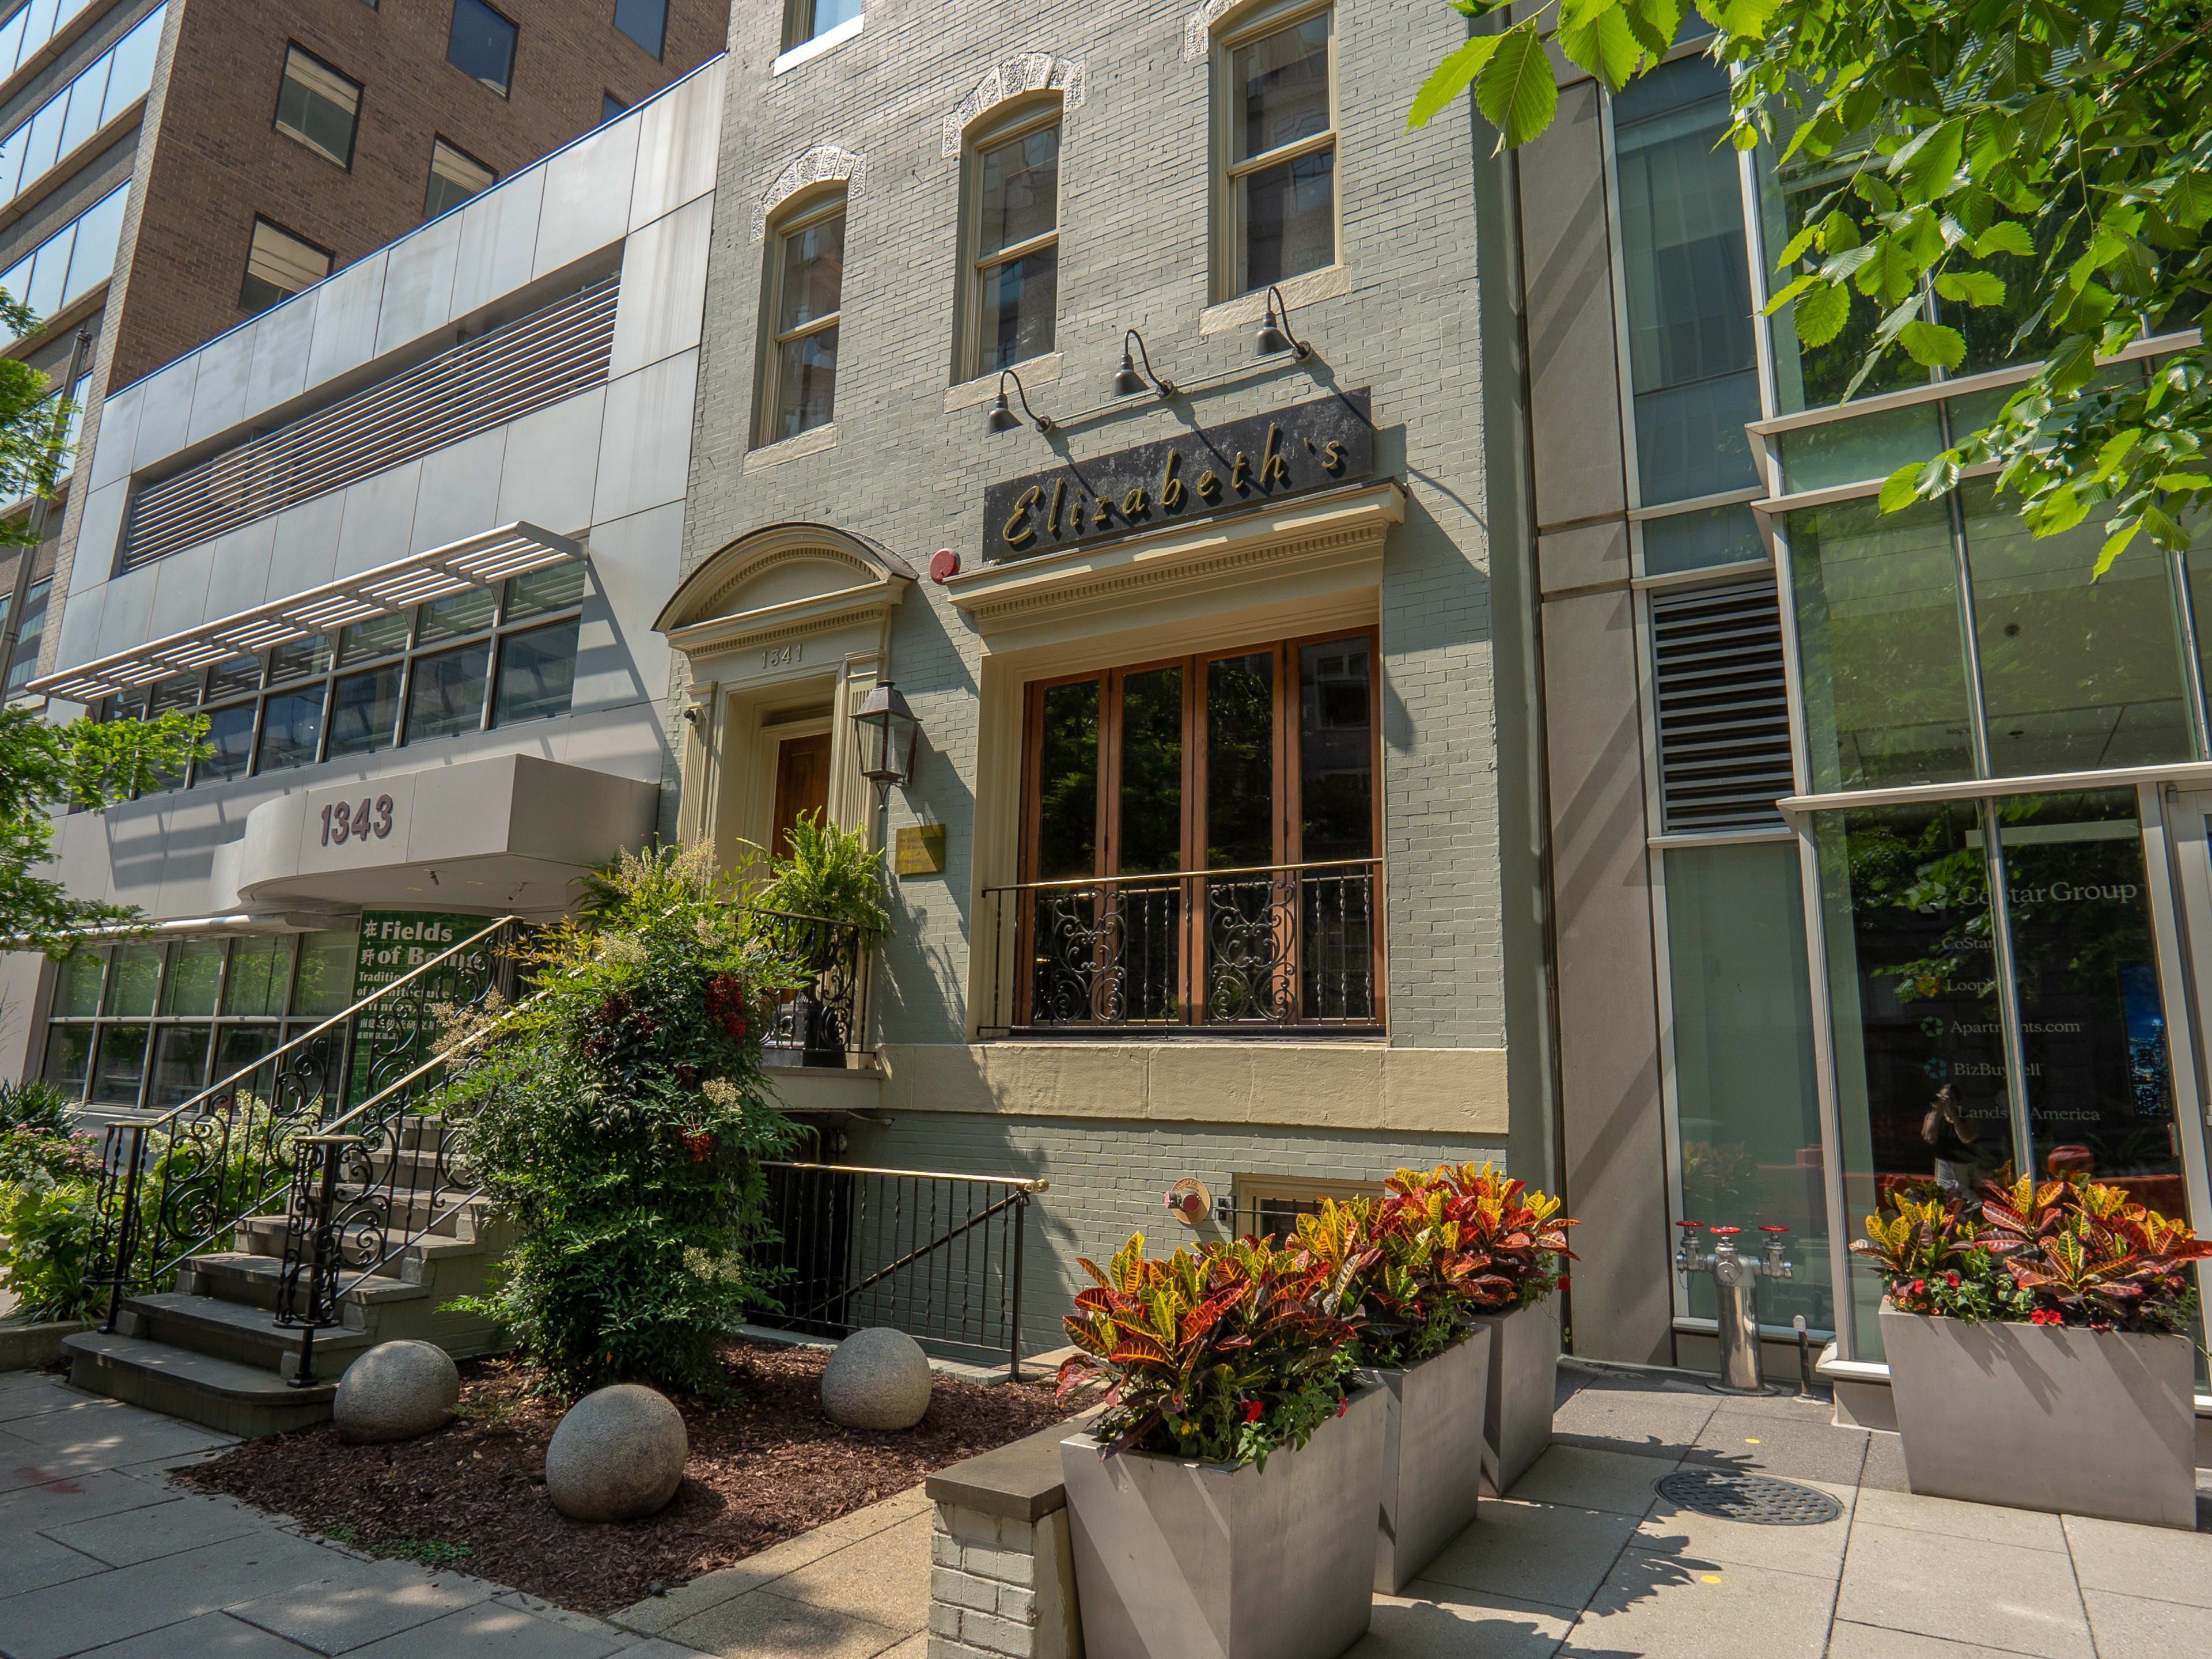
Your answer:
[6,1355,2212,1659]
[1835,1521,2095,1659]
[1503,1444,1674,1518]
[1572,1546,1838,1659]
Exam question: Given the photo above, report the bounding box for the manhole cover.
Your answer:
[1654,1468,1842,1525]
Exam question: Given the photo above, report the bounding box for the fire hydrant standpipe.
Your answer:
[1675,1222,1792,1395]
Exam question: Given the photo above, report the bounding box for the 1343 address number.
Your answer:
[320,795,396,846]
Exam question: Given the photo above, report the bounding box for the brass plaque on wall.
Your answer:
[895,824,947,876]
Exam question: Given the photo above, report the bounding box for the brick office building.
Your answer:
[658,0,1550,1360]
[1,0,728,698]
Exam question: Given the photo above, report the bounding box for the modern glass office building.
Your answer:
[1528,30,2207,1381]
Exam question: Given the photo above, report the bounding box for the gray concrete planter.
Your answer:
[1880,1305,2196,1528]
[1059,1383,1385,1659]
[1473,1297,1559,1497]
[1365,1325,1491,1593]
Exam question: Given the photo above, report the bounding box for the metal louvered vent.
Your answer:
[1650,577,1794,833]
[120,275,619,572]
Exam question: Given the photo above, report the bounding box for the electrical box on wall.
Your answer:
[895,824,946,876]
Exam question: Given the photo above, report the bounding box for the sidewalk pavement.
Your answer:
[9,1354,2212,1658]
[0,1366,928,1659]
[1350,1360,2212,1659]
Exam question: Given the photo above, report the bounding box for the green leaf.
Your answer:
[2154,474,2212,490]
[1891,118,1965,205]
[1933,271,2006,307]
[2092,521,2139,579]
[1557,0,1642,92]
[1793,282,1851,347]
[2016,92,2067,157]
[1898,320,1967,370]
[1763,272,1819,315]
[1972,221,2035,258]
[1408,30,1503,128]
[1475,25,1558,149]
[1621,0,1681,54]
[1774,222,1819,268]
[1878,462,1923,512]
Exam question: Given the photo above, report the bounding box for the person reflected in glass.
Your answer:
[1923,1085,1983,1194]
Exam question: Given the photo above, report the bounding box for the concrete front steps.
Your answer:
[63,1136,512,1438]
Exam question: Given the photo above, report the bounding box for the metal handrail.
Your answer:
[763,1159,1049,1192]
[133,916,522,1137]
[982,855,1380,895]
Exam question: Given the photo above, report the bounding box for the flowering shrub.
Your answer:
[1855,1176,2211,1334]
[1057,1232,1362,1468]
[445,845,804,1397]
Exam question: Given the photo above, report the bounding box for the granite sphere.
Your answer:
[545,1384,688,1521]
[820,1327,933,1430]
[333,1341,460,1444]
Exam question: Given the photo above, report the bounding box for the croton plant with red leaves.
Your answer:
[1855,1176,2212,1334]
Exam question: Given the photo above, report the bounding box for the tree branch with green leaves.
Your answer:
[0,706,210,954]
[1411,0,2212,574]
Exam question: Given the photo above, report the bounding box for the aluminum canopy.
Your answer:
[29,522,585,704]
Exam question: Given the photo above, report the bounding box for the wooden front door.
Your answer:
[770,732,832,856]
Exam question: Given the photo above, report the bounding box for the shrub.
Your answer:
[1056,1231,1361,1468]
[445,844,802,1398]
[0,1085,101,1324]
[1854,1176,2211,1334]
[1,1176,101,1322]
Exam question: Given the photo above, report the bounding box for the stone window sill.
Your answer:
[772,14,863,77]
[744,423,839,472]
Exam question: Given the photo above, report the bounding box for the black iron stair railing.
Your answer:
[82,918,524,1329]
[750,1161,1047,1377]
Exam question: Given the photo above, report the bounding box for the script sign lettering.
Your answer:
[981,388,1374,565]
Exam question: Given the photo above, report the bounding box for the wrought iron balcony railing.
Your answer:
[979,857,1383,1035]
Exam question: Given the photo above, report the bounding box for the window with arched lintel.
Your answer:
[961,93,1063,381]
[1208,0,1338,301]
[757,185,848,448]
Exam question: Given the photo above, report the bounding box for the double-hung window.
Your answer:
[785,0,862,52]
[760,194,844,444]
[1219,5,1337,296]
[274,44,360,169]
[968,111,1060,378]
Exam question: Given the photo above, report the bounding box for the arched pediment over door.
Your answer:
[654,523,915,866]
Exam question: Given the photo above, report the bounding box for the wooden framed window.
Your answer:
[966,105,1060,378]
[1230,1174,1385,1239]
[1217,2,1338,297]
[783,0,863,52]
[759,192,845,445]
[1012,628,1381,1029]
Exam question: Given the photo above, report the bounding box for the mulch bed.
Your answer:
[177,1339,1073,1615]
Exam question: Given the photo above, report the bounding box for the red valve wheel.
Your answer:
[1676,1219,1702,1230]
[1709,1225,1741,1235]
[1759,1225,1790,1233]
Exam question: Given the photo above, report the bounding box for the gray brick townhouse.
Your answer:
[14,0,2212,1415]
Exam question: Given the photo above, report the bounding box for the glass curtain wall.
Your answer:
[1814,791,2186,1357]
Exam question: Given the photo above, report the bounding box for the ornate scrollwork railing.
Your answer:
[979,858,1382,1035]
[749,908,867,1067]
[82,919,525,1331]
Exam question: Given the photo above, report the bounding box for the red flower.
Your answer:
[1556,1277,1570,1290]
[2029,1309,2063,1327]
[681,1130,713,1162]
[1335,1399,1347,1418]
[1944,1272,1960,1288]
[1910,1279,1925,1296]
[1241,1400,1263,1423]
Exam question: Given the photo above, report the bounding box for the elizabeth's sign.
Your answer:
[982,388,1373,563]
